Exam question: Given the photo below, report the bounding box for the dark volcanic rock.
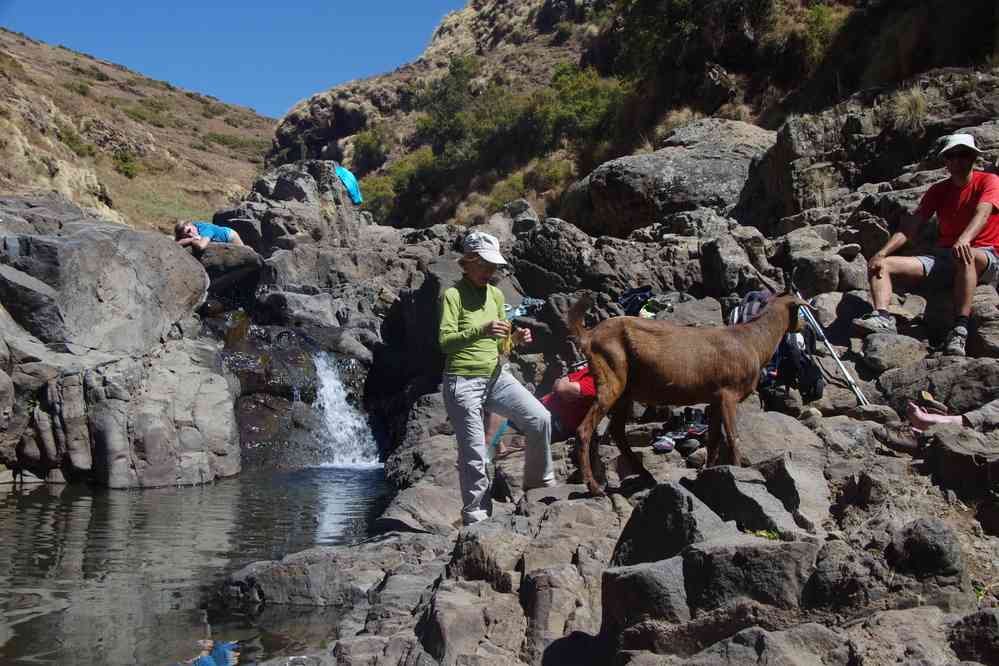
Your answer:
[562,119,775,238]
[610,482,735,567]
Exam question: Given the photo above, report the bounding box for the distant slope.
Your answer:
[0,28,275,230]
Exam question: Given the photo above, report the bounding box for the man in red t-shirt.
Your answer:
[853,134,999,356]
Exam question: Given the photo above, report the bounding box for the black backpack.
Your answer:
[617,286,654,316]
[730,291,825,404]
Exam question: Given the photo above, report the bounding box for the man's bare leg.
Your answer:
[952,250,990,318]
[871,256,925,309]
[907,401,964,430]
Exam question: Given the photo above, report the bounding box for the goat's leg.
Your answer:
[706,400,722,467]
[576,401,610,496]
[609,397,655,487]
[719,391,744,466]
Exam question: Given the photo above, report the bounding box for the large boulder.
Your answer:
[610,482,736,567]
[214,160,365,255]
[0,195,240,487]
[0,200,207,355]
[562,119,775,237]
[878,357,999,416]
[736,68,999,234]
[511,217,702,299]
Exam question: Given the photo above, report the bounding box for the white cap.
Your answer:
[938,133,983,157]
[462,231,507,265]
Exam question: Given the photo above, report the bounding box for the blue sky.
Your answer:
[0,0,468,118]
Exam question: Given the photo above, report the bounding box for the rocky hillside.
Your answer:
[269,0,997,229]
[0,28,275,230]
[269,0,599,167]
[201,62,999,664]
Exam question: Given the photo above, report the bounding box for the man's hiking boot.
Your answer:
[874,423,924,456]
[852,311,897,335]
[942,325,968,357]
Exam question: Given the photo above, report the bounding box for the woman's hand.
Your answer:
[513,327,532,346]
[481,319,512,338]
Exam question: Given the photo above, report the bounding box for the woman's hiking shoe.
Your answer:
[942,325,968,357]
[852,311,897,335]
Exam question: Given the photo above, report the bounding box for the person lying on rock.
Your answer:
[439,230,556,526]
[853,134,999,356]
[174,220,244,249]
[485,362,597,457]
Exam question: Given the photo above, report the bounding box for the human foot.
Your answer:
[906,401,961,430]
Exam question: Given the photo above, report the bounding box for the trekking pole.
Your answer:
[793,290,870,407]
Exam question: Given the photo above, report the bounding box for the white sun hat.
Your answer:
[462,231,507,265]
[938,133,983,157]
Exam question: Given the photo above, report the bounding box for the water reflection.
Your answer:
[0,467,390,665]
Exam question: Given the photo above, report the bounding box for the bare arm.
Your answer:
[952,201,996,264]
[553,377,582,399]
[874,210,924,259]
[868,211,926,278]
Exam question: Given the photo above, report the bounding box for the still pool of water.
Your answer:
[0,466,391,665]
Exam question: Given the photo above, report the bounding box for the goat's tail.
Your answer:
[567,293,594,350]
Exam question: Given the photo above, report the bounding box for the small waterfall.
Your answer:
[314,353,382,468]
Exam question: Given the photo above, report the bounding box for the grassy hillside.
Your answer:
[0,28,275,231]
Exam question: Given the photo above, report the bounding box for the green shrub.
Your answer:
[487,173,528,212]
[70,63,110,81]
[201,103,227,119]
[122,105,166,128]
[55,122,95,158]
[2,60,31,88]
[359,174,396,223]
[803,4,850,70]
[113,151,140,178]
[204,132,271,160]
[524,158,574,192]
[352,125,391,175]
[63,80,90,96]
[554,20,575,44]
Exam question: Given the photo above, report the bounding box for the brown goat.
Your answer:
[567,293,813,496]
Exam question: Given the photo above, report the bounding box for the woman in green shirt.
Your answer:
[439,231,555,526]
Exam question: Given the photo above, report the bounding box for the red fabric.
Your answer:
[917,171,999,249]
[542,367,597,436]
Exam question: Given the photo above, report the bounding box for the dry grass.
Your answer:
[655,107,704,145]
[716,102,753,122]
[0,27,275,230]
[884,85,929,134]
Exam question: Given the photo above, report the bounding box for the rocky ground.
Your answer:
[2,64,999,664]
[205,67,999,665]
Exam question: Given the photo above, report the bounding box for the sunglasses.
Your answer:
[943,151,977,160]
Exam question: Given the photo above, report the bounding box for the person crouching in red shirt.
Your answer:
[541,364,597,442]
[853,133,999,356]
[486,364,597,457]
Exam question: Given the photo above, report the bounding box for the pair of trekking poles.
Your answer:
[792,288,871,407]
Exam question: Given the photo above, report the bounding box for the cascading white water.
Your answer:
[314,353,382,468]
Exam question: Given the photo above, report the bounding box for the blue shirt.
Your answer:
[335,165,363,205]
[193,221,233,243]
